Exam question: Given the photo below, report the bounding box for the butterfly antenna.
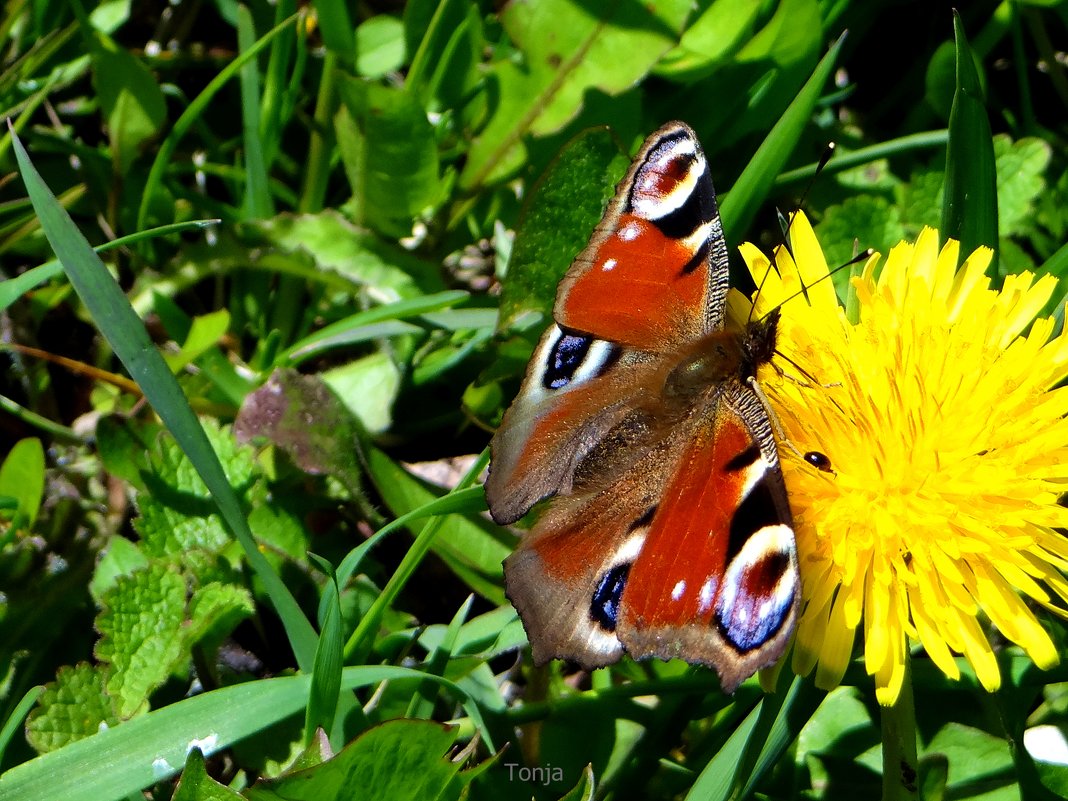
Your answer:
[748,142,837,324]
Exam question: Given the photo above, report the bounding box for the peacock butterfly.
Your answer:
[485,122,798,693]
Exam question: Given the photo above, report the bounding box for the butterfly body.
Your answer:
[487,123,799,693]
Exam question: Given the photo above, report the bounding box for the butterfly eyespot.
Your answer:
[803,451,833,472]
[590,563,631,632]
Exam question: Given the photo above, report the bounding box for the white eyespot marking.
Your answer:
[671,579,686,601]
[715,524,797,651]
[631,147,708,220]
[526,325,618,405]
[601,257,617,272]
[611,531,645,568]
[618,221,641,242]
[698,577,717,614]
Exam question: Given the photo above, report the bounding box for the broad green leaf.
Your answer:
[0,437,45,529]
[89,31,166,174]
[337,78,442,233]
[163,310,231,374]
[171,748,245,800]
[95,563,187,718]
[355,15,406,78]
[925,722,1016,800]
[246,719,469,801]
[500,127,627,331]
[254,211,443,298]
[322,351,401,435]
[941,13,998,273]
[25,664,118,753]
[654,0,766,81]
[459,0,690,189]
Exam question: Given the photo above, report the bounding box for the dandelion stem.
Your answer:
[880,653,920,801]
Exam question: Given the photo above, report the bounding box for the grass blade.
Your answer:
[11,126,319,672]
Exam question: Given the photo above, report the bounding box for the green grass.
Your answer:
[1,1,1067,800]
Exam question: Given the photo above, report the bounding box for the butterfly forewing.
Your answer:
[488,121,800,693]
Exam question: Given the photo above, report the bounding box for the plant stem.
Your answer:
[881,653,920,801]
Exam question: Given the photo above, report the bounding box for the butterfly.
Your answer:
[485,121,799,693]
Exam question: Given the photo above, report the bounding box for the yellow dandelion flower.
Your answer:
[735,212,1068,706]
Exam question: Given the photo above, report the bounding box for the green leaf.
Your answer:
[459,0,690,189]
[171,748,245,800]
[0,437,45,530]
[994,135,1051,238]
[321,352,401,435]
[133,421,256,558]
[355,15,406,78]
[941,13,998,272]
[500,127,627,331]
[337,78,442,232]
[654,0,764,81]
[25,664,118,753]
[557,765,596,801]
[185,582,255,651]
[305,556,343,746]
[253,211,443,298]
[95,564,187,718]
[163,310,231,373]
[245,719,470,801]
[89,536,151,604]
[89,31,166,174]
[926,722,1016,799]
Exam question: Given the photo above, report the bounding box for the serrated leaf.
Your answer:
[89,536,151,604]
[95,563,187,718]
[0,437,45,530]
[171,748,245,801]
[994,135,1051,238]
[134,421,256,558]
[246,719,468,801]
[25,664,119,753]
[186,582,254,651]
[459,0,690,189]
[500,127,627,331]
[816,195,906,273]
